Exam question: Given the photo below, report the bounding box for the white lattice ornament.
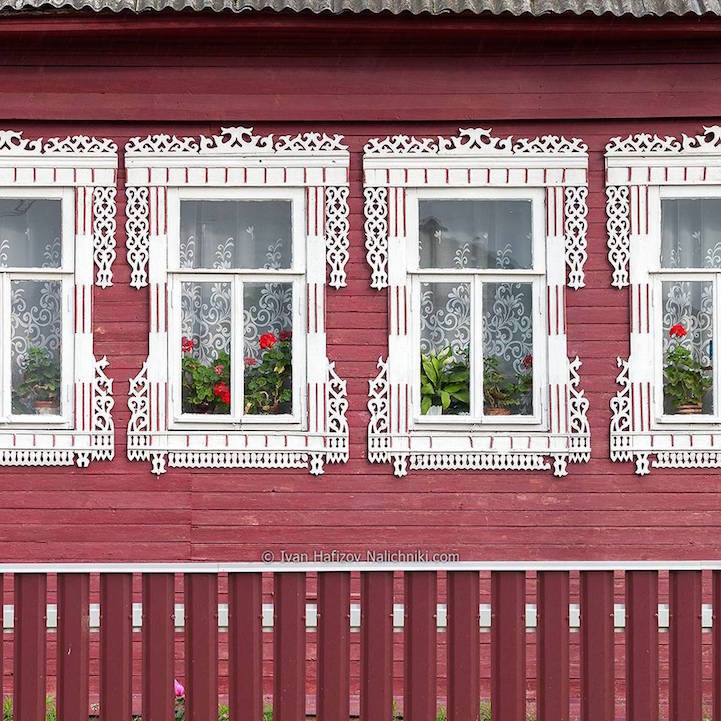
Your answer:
[128,360,348,475]
[363,128,591,475]
[124,127,350,290]
[606,126,721,473]
[363,127,589,292]
[0,130,116,468]
[0,356,114,468]
[125,126,350,474]
[564,186,588,290]
[0,130,118,288]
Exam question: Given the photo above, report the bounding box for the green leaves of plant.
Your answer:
[664,340,713,409]
[17,346,61,404]
[420,348,470,416]
[243,338,293,415]
[181,348,231,413]
[420,347,533,416]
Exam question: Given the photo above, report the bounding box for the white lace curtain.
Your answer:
[0,200,63,414]
[179,200,292,270]
[418,200,534,378]
[662,198,721,269]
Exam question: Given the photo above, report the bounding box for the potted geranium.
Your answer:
[664,323,713,415]
[243,330,293,415]
[181,336,231,414]
[17,346,61,415]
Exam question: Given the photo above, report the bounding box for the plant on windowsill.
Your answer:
[243,330,293,415]
[181,336,231,414]
[483,355,523,416]
[664,323,713,415]
[16,346,61,415]
[420,347,471,416]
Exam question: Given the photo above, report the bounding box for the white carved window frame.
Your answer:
[0,130,116,468]
[607,125,721,474]
[364,128,591,477]
[124,126,349,476]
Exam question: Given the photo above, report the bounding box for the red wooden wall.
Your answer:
[0,12,716,564]
[2,10,721,714]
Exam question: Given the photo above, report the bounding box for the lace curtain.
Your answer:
[179,200,292,270]
[178,199,295,416]
[1,200,63,415]
[662,198,721,269]
[661,199,718,413]
[418,200,534,415]
[662,279,714,413]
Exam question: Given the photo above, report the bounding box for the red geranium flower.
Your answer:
[259,332,277,350]
[181,336,195,353]
[522,354,533,370]
[669,323,688,338]
[213,382,230,405]
[214,365,224,375]
[244,356,258,367]
[279,329,292,342]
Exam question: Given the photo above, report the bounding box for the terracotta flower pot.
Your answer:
[33,399,57,415]
[676,403,703,415]
[487,407,511,416]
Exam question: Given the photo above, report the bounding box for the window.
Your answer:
[411,192,544,424]
[364,128,590,477]
[0,131,117,467]
[125,126,349,475]
[169,191,304,426]
[658,193,720,420]
[0,193,71,421]
[607,125,721,474]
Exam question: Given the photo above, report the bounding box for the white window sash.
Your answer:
[406,187,548,430]
[167,271,306,429]
[0,187,75,427]
[166,186,307,430]
[409,272,546,428]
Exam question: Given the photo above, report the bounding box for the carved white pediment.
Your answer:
[126,126,348,157]
[364,128,588,157]
[607,126,721,155]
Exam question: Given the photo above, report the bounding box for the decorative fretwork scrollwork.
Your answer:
[606,185,630,289]
[125,186,150,289]
[92,186,117,288]
[364,187,388,290]
[325,186,350,289]
[564,186,588,290]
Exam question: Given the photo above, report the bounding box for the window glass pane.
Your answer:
[11,280,62,415]
[419,200,532,270]
[419,281,470,416]
[0,199,61,268]
[181,281,232,415]
[179,200,292,270]
[662,279,714,414]
[661,198,721,268]
[482,282,533,416]
[243,282,293,416]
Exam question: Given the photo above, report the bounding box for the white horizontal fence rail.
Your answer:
[2,601,713,633]
[3,560,721,573]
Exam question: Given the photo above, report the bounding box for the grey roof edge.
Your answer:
[0,0,719,17]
